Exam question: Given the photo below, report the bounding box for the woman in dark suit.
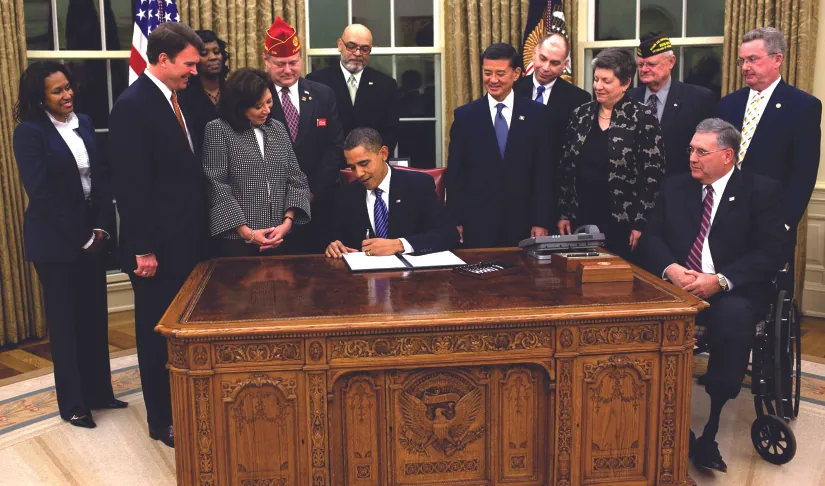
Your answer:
[203,68,311,257]
[179,29,230,145]
[557,48,666,260]
[12,62,126,429]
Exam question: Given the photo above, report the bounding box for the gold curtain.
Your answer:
[563,0,579,85]
[178,0,305,70]
[0,0,46,346]
[444,0,531,146]
[722,0,819,303]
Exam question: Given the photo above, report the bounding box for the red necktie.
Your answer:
[280,87,300,142]
[170,91,187,136]
[686,186,714,272]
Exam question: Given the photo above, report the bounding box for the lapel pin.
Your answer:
[729,196,735,201]
[308,96,312,100]
[674,103,678,107]
[304,90,310,94]
[776,103,782,108]
[301,96,306,101]
[395,199,401,203]
[519,115,525,120]
[368,81,374,85]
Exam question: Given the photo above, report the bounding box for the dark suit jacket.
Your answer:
[640,169,786,307]
[269,78,345,200]
[13,113,113,262]
[446,94,553,247]
[514,75,591,166]
[628,79,717,176]
[332,167,459,254]
[717,80,822,231]
[178,77,221,156]
[307,65,400,152]
[108,74,208,272]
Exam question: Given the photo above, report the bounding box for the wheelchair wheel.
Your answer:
[751,414,796,465]
[791,300,802,418]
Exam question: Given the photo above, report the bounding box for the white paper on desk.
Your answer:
[343,252,408,271]
[401,251,466,268]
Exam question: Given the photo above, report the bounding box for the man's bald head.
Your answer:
[338,24,373,73]
[532,33,570,85]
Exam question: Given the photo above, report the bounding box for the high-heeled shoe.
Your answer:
[67,412,96,429]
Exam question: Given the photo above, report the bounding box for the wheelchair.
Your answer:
[694,265,802,465]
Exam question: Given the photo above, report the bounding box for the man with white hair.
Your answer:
[717,26,822,252]
[628,32,717,176]
[308,24,401,153]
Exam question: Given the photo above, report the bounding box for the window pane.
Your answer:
[309,0,346,49]
[595,0,635,41]
[397,55,435,117]
[640,0,683,38]
[24,0,54,50]
[397,121,436,168]
[686,0,724,37]
[67,59,110,128]
[107,0,137,50]
[309,56,340,73]
[394,0,433,47]
[363,55,393,77]
[110,58,130,105]
[57,0,102,49]
[352,0,391,46]
[682,46,722,100]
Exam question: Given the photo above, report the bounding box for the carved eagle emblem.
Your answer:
[398,388,484,457]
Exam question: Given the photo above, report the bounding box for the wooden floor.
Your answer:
[0,311,136,382]
[1,311,825,380]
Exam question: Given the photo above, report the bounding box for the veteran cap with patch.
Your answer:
[637,32,673,58]
[265,16,301,57]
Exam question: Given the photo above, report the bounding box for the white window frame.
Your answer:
[304,0,444,166]
[575,0,723,91]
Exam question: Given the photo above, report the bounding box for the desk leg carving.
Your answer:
[309,372,329,486]
[193,377,215,486]
[556,359,573,486]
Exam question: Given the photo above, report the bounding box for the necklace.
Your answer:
[205,88,220,105]
[597,111,611,120]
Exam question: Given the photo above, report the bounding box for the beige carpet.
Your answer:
[1,355,825,485]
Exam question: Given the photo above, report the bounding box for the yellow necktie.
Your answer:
[738,92,763,167]
[348,75,358,105]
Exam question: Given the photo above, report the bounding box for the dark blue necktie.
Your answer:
[494,102,508,159]
[535,85,545,103]
[373,187,389,238]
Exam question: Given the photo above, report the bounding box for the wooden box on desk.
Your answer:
[551,251,619,272]
[576,259,634,283]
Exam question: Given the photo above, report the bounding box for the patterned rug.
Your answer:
[1,354,825,485]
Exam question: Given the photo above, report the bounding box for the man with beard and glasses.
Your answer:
[307,24,400,153]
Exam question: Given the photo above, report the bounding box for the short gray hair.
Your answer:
[743,27,786,57]
[591,48,636,85]
[695,118,741,150]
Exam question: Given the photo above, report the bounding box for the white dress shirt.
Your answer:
[532,77,557,105]
[365,166,413,254]
[253,128,265,158]
[144,69,194,152]
[47,111,103,249]
[340,62,363,91]
[276,82,301,115]
[488,90,515,129]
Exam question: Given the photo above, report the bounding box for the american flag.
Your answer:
[129,0,181,84]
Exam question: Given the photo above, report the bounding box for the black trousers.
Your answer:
[698,294,759,399]
[34,252,114,420]
[129,260,195,428]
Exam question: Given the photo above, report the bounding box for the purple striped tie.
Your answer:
[686,186,714,272]
[280,87,299,142]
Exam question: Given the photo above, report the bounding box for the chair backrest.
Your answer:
[339,166,446,204]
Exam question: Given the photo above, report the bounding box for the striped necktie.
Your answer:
[373,188,389,238]
[686,186,714,272]
[535,85,545,103]
[738,92,764,167]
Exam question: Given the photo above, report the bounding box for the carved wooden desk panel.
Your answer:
[157,250,705,486]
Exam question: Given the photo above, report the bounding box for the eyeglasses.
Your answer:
[686,146,729,157]
[341,40,372,55]
[736,53,779,67]
[636,61,661,69]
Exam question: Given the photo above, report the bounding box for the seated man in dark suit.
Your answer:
[628,32,717,176]
[641,118,786,473]
[325,127,459,258]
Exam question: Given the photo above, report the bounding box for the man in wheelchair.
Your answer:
[640,118,787,472]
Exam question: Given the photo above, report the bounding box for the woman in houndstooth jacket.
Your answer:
[203,68,311,257]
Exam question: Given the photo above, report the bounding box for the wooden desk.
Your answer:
[157,250,705,486]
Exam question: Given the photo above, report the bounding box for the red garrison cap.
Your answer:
[265,17,301,57]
